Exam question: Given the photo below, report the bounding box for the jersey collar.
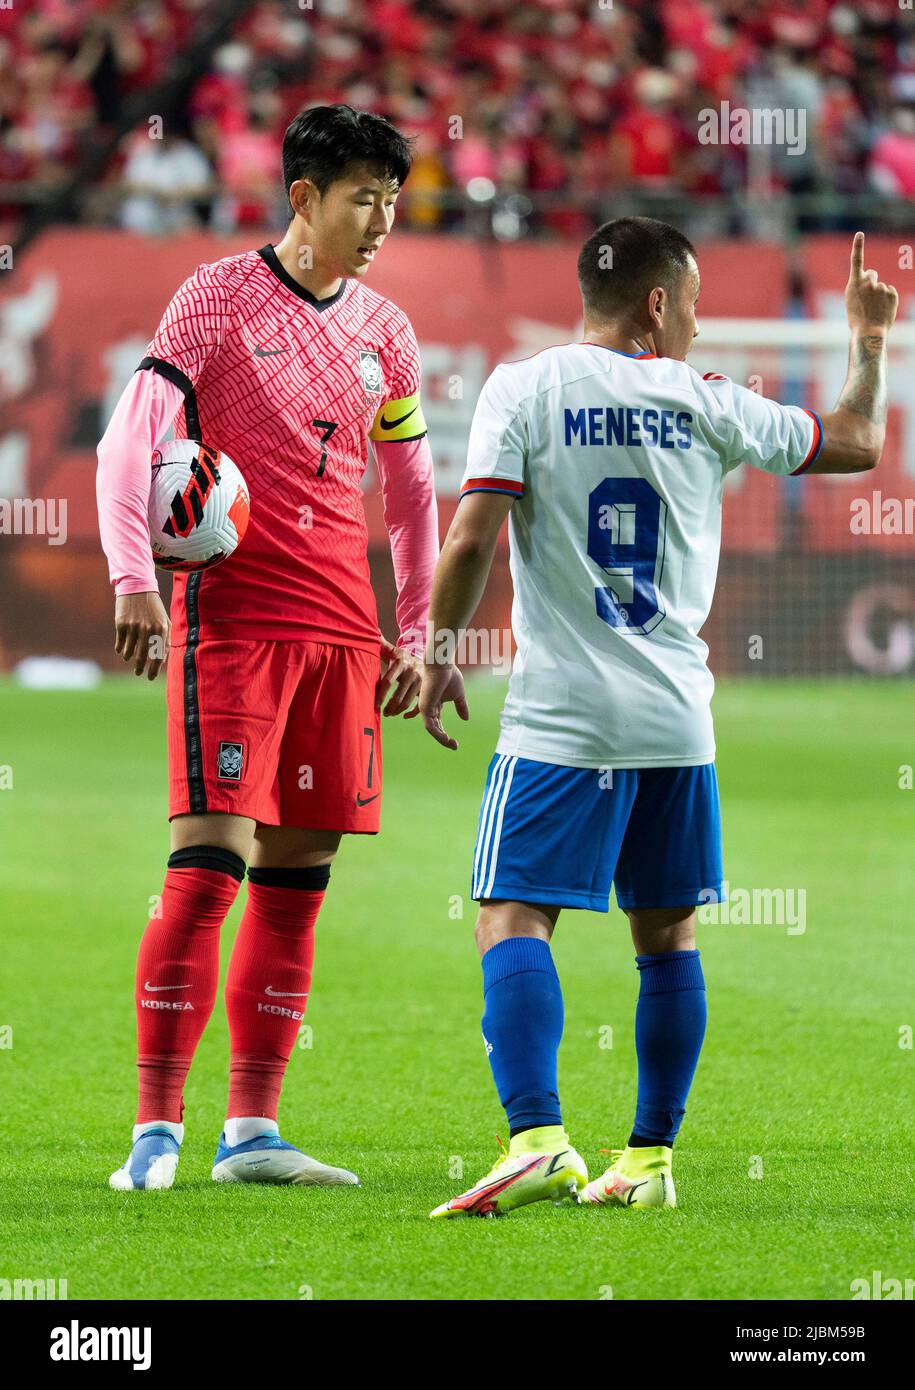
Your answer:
[257,245,348,313]
[581,342,657,360]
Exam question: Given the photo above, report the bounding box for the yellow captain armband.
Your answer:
[369,392,427,442]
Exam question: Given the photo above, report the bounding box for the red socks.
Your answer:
[133,851,328,1127]
[134,847,245,1123]
[224,866,329,1121]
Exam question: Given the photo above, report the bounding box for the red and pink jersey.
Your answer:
[137,245,427,650]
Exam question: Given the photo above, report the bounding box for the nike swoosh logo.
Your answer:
[626,1179,649,1206]
[144,981,191,992]
[378,406,417,430]
[265,986,308,997]
[545,1150,569,1176]
[254,345,290,357]
[456,1154,545,1206]
[356,793,380,806]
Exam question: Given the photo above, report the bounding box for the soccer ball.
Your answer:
[148,439,249,571]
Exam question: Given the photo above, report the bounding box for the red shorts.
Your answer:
[167,638,383,832]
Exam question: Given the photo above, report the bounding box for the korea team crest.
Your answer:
[217,740,244,782]
[358,350,385,396]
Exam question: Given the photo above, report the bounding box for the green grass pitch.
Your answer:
[1,675,912,1301]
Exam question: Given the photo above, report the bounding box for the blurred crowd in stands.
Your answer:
[3,0,915,238]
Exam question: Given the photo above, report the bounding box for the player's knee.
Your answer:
[159,846,247,922]
[251,828,341,869]
[474,902,555,957]
[474,916,495,956]
[626,905,697,954]
[474,904,511,956]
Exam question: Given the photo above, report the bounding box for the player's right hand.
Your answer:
[416,661,469,750]
[845,232,898,333]
[114,591,170,681]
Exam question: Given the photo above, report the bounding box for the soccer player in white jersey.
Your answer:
[417,220,897,1217]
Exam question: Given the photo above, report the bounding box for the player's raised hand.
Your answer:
[416,661,469,750]
[845,232,898,333]
[376,635,423,716]
[114,591,170,681]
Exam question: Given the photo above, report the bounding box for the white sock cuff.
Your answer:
[133,1120,184,1145]
[225,1116,279,1147]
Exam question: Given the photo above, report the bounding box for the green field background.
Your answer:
[1,676,912,1300]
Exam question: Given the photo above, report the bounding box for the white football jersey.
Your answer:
[461,345,822,768]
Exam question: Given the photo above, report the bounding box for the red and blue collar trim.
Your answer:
[580,342,657,360]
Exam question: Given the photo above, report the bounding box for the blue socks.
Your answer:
[480,939,706,1148]
[481,937,564,1135]
[631,949,707,1147]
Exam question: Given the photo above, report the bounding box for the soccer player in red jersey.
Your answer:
[97,106,457,1189]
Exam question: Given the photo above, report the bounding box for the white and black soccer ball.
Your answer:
[148,439,250,572]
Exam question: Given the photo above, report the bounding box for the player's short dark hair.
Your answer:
[282,104,414,207]
[577,217,697,316]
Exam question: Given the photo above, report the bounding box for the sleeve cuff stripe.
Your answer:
[792,410,824,474]
[459,486,524,500]
[460,477,524,496]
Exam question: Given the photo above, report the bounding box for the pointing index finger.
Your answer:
[850,231,865,278]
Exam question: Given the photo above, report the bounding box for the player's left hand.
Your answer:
[376,636,423,716]
[415,661,469,750]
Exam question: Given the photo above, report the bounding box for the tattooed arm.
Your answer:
[809,232,898,474]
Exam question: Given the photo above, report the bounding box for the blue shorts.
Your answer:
[471,755,725,912]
